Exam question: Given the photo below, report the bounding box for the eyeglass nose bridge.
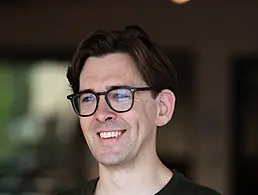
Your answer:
[94,91,115,114]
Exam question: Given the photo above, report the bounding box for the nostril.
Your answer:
[105,117,112,121]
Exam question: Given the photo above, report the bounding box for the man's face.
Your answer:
[79,53,159,167]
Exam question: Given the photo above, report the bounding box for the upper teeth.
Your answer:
[99,131,122,139]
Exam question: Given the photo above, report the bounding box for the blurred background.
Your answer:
[0,0,257,194]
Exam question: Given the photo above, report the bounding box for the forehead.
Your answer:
[79,53,145,90]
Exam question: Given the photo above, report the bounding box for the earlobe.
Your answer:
[155,89,176,127]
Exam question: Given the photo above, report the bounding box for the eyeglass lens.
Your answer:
[75,88,133,116]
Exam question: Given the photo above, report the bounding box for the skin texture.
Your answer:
[79,53,176,195]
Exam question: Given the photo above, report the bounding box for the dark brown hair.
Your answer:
[67,25,177,96]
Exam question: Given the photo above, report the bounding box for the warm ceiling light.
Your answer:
[171,0,191,4]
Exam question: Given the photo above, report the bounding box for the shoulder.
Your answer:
[54,178,98,195]
[181,180,221,195]
[173,171,221,195]
[54,188,81,195]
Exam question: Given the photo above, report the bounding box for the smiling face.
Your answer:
[79,53,160,167]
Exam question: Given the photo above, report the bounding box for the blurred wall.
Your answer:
[0,1,258,194]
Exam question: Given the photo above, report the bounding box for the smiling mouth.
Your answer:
[97,130,126,139]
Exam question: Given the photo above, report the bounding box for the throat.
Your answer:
[96,159,173,195]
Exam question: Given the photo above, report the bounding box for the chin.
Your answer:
[98,157,124,167]
[97,154,131,167]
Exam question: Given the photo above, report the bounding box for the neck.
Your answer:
[95,153,172,195]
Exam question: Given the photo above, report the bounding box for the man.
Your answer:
[58,26,220,195]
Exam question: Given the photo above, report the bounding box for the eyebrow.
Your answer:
[79,85,132,93]
[108,84,132,90]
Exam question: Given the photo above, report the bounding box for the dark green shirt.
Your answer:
[56,170,221,195]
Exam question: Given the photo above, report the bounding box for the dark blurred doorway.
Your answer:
[232,56,258,195]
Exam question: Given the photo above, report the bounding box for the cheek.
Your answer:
[146,101,158,121]
[117,109,139,133]
[140,100,158,131]
[123,100,157,130]
[79,118,91,134]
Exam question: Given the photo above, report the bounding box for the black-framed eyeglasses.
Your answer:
[67,86,151,117]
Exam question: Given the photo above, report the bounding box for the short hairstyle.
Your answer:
[67,25,177,97]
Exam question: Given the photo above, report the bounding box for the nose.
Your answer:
[94,96,117,122]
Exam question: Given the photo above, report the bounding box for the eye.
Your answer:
[110,88,131,102]
[112,93,130,99]
[81,94,96,103]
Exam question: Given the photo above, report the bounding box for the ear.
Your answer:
[155,89,176,127]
